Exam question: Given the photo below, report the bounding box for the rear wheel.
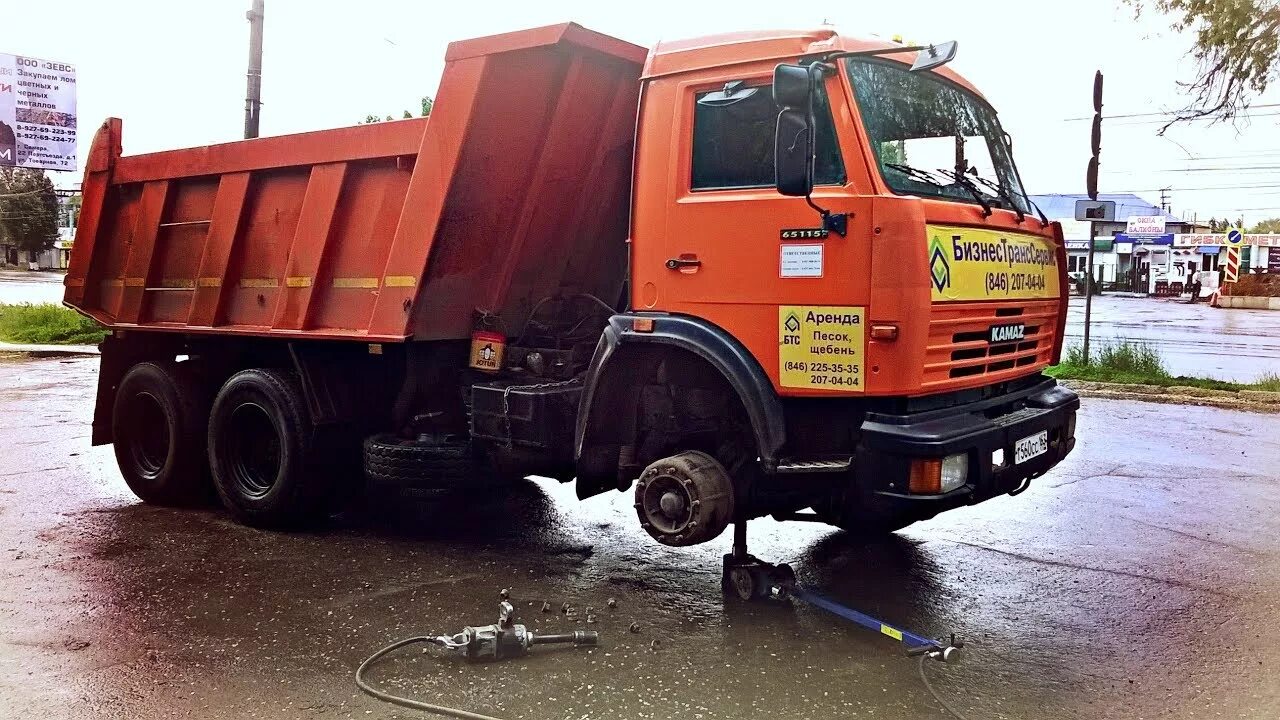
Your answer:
[208,369,327,526]
[112,362,211,505]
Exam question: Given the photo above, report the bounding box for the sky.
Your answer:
[4,0,1279,224]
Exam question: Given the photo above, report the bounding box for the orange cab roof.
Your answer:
[642,28,985,101]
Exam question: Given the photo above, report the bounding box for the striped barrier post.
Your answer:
[1224,246,1241,283]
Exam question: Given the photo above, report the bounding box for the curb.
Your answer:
[1060,380,1280,414]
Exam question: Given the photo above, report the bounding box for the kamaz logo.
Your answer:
[989,323,1026,344]
[928,236,951,292]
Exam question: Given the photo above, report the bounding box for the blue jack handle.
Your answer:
[790,587,962,662]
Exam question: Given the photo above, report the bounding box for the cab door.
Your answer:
[630,68,873,393]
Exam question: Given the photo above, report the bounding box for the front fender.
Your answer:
[574,313,786,496]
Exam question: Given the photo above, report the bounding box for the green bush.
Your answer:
[0,303,107,345]
[1061,339,1166,376]
[1095,340,1168,377]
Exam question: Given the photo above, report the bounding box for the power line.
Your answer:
[1060,103,1280,121]
[0,189,57,199]
[1110,183,1280,192]
[1105,166,1280,175]
[1104,111,1280,127]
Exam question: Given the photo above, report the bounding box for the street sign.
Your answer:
[0,52,77,171]
[1226,228,1244,246]
[1126,216,1167,236]
[1074,199,1115,221]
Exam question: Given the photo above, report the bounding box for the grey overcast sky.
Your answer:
[5,0,1279,223]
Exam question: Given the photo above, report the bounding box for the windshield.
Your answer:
[845,59,1031,215]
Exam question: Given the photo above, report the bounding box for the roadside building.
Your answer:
[1030,193,1209,293]
[0,189,78,270]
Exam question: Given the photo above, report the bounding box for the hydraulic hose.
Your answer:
[918,653,971,720]
[355,636,506,720]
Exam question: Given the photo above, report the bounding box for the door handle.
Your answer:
[665,256,701,270]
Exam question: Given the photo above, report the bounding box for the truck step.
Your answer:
[773,457,853,474]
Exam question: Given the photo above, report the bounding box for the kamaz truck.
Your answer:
[64,23,1077,594]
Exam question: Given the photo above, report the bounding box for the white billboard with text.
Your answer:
[0,53,77,171]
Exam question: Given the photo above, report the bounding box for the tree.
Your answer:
[360,96,434,124]
[1248,217,1280,233]
[0,168,58,260]
[1129,1,1280,132]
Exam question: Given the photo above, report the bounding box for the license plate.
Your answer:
[1014,430,1048,464]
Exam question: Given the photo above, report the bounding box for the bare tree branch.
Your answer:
[1130,0,1280,132]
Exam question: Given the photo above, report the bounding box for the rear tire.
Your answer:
[208,369,326,527]
[112,361,212,506]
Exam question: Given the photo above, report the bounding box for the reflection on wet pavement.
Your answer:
[2,356,1278,719]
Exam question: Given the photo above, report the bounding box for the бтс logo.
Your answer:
[928,236,950,292]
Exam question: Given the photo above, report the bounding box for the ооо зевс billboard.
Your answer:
[0,53,76,172]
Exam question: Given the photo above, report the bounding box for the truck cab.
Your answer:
[577,29,1076,542]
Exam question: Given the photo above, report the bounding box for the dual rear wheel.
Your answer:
[112,364,334,526]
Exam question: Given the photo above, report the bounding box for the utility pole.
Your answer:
[1082,70,1103,366]
[243,0,264,139]
[1159,187,1171,213]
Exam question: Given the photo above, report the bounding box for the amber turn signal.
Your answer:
[908,458,943,494]
[632,317,655,332]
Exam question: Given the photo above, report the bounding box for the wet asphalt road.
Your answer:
[2,355,1279,720]
[1064,295,1280,383]
[0,271,66,306]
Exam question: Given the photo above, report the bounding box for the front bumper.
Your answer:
[856,378,1078,512]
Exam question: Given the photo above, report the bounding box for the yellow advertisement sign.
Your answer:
[778,306,865,392]
[927,224,1060,302]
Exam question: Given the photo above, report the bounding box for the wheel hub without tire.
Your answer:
[634,450,734,546]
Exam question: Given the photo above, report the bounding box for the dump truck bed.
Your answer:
[64,23,645,342]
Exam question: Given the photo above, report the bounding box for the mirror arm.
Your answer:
[805,195,848,237]
[819,46,932,63]
[802,66,845,238]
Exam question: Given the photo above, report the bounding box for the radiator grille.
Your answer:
[923,300,1059,390]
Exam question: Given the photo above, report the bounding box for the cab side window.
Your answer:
[690,81,845,191]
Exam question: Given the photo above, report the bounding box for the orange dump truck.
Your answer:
[65,23,1076,591]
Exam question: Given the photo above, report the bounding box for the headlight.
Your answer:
[940,453,968,493]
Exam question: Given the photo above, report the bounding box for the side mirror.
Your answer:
[909,41,958,72]
[773,64,816,198]
[772,64,813,108]
[775,108,813,197]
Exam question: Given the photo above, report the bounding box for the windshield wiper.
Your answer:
[884,162,948,188]
[935,168,992,218]
[967,172,1025,222]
